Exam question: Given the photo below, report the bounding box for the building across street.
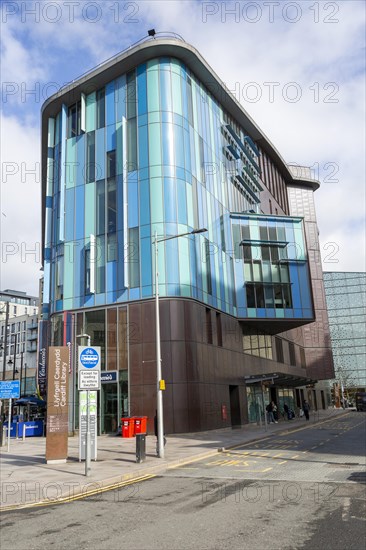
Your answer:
[324,271,366,400]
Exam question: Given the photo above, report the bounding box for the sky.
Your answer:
[1,0,365,296]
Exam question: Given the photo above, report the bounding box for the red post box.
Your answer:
[122,418,135,438]
[134,416,148,434]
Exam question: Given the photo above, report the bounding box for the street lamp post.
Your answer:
[153,228,207,458]
[19,351,24,397]
[7,333,18,380]
[76,333,91,477]
[24,363,28,395]
[2,302,9,380]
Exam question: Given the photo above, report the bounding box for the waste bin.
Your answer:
[122,417,135,438]
[134,416,148,434]
[136,433,146,463]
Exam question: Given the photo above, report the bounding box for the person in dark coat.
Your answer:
[302,400,310,421]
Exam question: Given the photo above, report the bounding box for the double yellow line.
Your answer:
[0,474,156,512]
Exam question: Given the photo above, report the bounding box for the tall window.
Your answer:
[204,238,212,296]
[289,342,296,366]
[97,88,105,129]
[86,131,95,183]
[216,312,223,347]
[67,101,81,138]
[275,337,284,363]
[206,308,213,344]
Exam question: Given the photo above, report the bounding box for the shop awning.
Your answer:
[244,372,318,388]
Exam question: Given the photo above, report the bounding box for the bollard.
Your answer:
[136,433,146,463]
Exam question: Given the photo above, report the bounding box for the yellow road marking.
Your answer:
[291,455,299,459]
[279,461,288,465]
[0,474,156,512]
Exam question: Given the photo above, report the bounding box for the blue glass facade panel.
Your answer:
[65,188,74,242]
[106,82,115,126]
[75,185,84,240]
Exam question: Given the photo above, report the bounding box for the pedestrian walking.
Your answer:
[302,400,310,421]
[266,401,277,423]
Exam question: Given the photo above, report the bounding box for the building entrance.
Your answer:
[101,383,118,433]
[98,371,128,434]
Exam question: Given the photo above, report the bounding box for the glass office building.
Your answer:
[324,272,366,391]
[41,35,334,433]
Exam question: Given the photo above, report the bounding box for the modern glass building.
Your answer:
[41,34,334,434]
[324,272,366,391]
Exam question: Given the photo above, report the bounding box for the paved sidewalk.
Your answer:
[0,408,350,510]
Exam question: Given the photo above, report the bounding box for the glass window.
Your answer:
[274,285,283,308]
[97,88,105,129]
[289,342,296,366]
[86,131,95,183]
[261,246,270,261]
[127,118,137,169]
[107,150,116,179]
[205,238,212,295]
[68,101,81,137]
[243,245,252,261]
[253,261,262,281]
[283,285,292,308]
[216,313,223,347]
[107,178,116,234]
[255,284,265,308]
[259,225,268,241]
[107,233,117,262]
[96,180,105,235]
[246,284,256,308]
[264,285,274,308]
[206,308,213,344]
[275,337,284,363]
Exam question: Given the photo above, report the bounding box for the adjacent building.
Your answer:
[0,289,39,394]
[324,272,366,392]
[41,34,334,434]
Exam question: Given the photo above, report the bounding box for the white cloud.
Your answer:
[0,116,41,294]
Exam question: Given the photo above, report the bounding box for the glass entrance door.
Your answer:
[101,383,118,433]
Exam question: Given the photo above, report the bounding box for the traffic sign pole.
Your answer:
[7,398,12,453]
[77,342,100,477]
[85,390,90,477]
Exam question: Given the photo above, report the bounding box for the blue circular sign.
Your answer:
[80,347,99,368]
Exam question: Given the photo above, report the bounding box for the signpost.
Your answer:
[45,347,70,463]
[78,346,100,477]
[79,391,97,461]
[0,380,20,452]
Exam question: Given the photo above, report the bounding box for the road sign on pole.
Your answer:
[78,346,100,476]
[0,381,20,400]
[78,347,101,390]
